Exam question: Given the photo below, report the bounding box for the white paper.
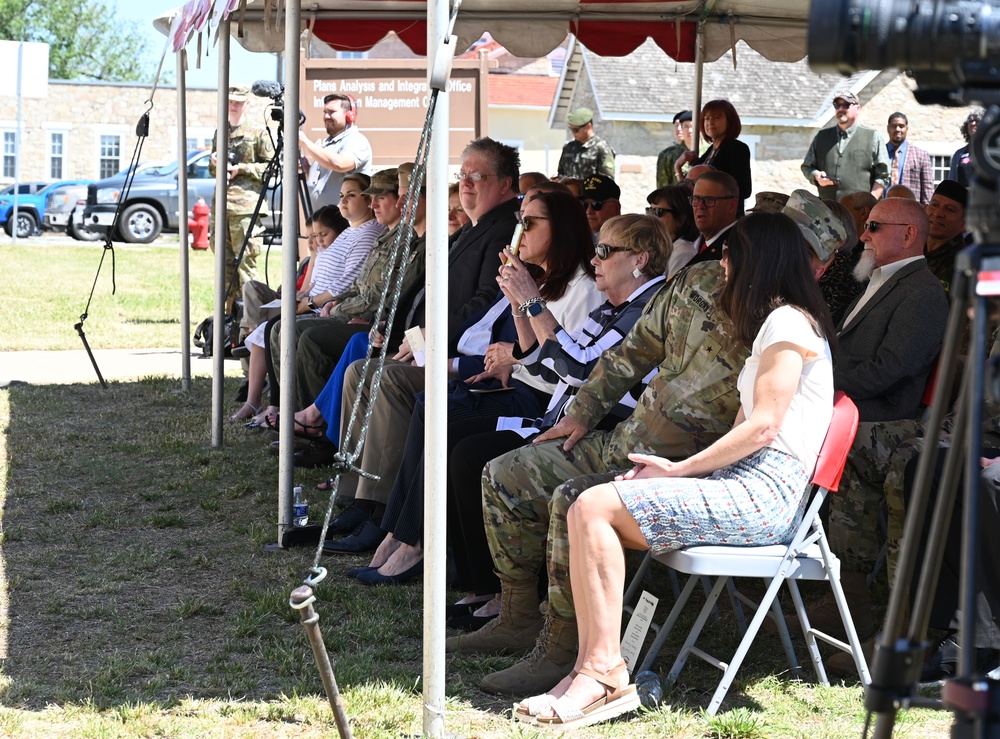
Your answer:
[405,327,426,367]
[621,590,659,673]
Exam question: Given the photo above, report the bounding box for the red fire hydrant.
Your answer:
[189,197,211,250]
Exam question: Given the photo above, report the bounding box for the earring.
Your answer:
[632,266,643,278]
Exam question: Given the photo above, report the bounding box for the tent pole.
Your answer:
[177,47,192,392]
[277,0,301,544]
[423,0,450,736]
[212,17,231,447]
[693,20,704,153]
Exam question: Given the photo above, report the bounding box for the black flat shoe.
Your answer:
[323,520,386,554]
[292,441,337,468]
[345,565,377,579]
[328,503,372,535]
[356,559,423,586]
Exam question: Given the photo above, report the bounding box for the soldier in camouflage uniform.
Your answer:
[655,110,693,188]
[446,260,749,695]
[557,108,616,180]
[209,84,275,309]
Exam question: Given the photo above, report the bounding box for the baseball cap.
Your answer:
[748,191,789,214]
[228,84,250,102]
[832,90,859,106]
[581,174,621,202]
[567,108,594,127]
[781,189,847,263]
[362,168,399,196]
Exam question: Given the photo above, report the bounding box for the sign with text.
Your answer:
[300,58,490,167]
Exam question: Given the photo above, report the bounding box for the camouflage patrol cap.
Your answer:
[228,84,250,102]
[748,191,789,213]
[832,90,859,106]
[362,168,399,196]
[567,108,594,126]
[397,162,415,190]
[781,189,848,263]
[581,174,621,201]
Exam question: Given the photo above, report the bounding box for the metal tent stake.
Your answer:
[290,571,353,739]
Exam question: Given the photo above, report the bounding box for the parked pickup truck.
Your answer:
[79,150,281,244]
[1,180,91,238]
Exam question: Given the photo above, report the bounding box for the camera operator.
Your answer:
[300,93,374,209]
[209,83,275,310]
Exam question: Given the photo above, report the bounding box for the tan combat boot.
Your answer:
[479,614,578,696]
[446,577,542,655]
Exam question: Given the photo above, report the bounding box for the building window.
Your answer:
[50,132,64,179]
[186,136,212,152]
[336,51,367,59]
[2,131,15,179]
[931,154,951,185]
[99,134,121,179]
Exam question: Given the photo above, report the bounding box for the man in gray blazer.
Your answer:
[805,197,948,641]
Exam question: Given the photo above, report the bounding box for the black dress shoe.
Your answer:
[921,637,1000,682]
[292,441,337,468]
[328,503,372,535]
[323,520,386,554]
[356,558,423,585]
[345,566,377,579]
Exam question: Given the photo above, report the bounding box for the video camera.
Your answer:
[252,79,307,127]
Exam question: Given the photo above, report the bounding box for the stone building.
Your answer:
[559,39,980,213]
[0,80,274,183]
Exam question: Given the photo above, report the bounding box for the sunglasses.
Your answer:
[863,220,909,233]
[688,195,736,208]
[581,199,606,212]
[514,212,550,231]
[833,102,853,110]
[645,206,676,218]
[595,242,632,260]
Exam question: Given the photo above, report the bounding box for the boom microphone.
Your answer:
[251,80,284,98]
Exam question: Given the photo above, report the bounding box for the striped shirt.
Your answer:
[309,218,385,298]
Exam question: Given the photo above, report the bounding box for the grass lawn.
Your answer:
[0,242,955,737]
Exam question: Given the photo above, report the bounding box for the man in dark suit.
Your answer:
[807,197,948,639]
[324,137,520,551]
[685,170,740,267]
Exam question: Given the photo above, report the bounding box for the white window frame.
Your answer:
[1,127,16,180]
[94,126,129,180]
[45,126,70,180]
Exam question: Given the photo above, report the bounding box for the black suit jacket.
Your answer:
[697,138,752,209]
[684,223,736,268]
[834,259,948,421]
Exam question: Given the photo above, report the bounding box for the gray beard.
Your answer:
[853,249,876,282]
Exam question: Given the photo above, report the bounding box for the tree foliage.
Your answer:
[0,0,161,82]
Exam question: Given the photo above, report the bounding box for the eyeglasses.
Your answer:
[645,206,676,218]
[581,199,606,211]
[863,220,910,233]
[455,171,495,183]
[688,195,736,208]
[514,212,550,231]
[595,242,632,260]
[833,102,853,110]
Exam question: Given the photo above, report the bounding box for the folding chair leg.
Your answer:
[786,579,825,683]
[701,576,723,624]
[665,576,731,685]
[622,551,653,617]
[767,586,802,677]
[818,536,872,684]
[726,579,748,634]
[637,573,701,674]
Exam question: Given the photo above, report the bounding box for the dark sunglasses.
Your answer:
[581,199,606,211]
[645,206,676,218]
[833,101,853,110]
[863,220,909,233]
[595,242,632,260]
[514,212,550,231]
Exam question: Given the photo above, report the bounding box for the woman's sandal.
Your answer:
[229,402,260,423]
[293,417,328,440]
[513,671,577,724]
[535,661,639,729]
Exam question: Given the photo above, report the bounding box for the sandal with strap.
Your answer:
[513,670,578,724]
[535,661,639,730]
[293,417,328,440]
[229,402,260,423]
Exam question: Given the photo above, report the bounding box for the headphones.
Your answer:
[344,93,357,125]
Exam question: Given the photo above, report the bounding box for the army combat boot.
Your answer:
[479,614,578,695]
[446,576,542,655]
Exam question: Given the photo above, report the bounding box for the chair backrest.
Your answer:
[809,391,859,493]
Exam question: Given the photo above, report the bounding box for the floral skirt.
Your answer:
[612,447,810,555]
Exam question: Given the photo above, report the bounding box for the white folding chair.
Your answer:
[628,391,871,715]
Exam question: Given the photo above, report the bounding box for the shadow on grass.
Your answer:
[0,376,891,738]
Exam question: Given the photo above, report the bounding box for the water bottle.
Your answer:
[634,670,663,710]
[293,486,309,527]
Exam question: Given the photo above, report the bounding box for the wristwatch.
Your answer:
[526,300,547,317]
[307,297,317,310]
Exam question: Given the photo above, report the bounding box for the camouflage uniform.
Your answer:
[209,119,275,304]
[925,232,967,294]
[483,261,748,620]
[557,136,616,180]
[655,143,687,188]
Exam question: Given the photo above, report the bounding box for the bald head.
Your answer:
[884,184,917,200]
[840,191,878,237]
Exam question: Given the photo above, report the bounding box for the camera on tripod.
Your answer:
[251,80,307,128]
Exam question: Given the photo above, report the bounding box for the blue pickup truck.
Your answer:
[0,180,90,238]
